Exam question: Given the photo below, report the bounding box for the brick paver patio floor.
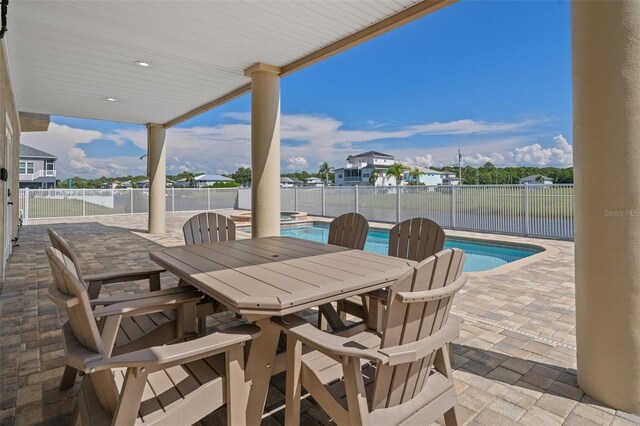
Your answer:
[1,212,638,425]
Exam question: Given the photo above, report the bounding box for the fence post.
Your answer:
[172,187,175,212]
[524,183,530,236]
[294,186,298,211]
[82,189,86,217]
[451,186,457,229]
[207,188,211,211]
[355,186,359,213]
[23,188,29,223]
[396,186,401,223]
[322,186,326,216]
[130,188,134,214]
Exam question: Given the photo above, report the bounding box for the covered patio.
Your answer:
[1,0,639,424]
[1,213,637,425]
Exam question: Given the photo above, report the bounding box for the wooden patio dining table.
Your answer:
[150,236,415,424]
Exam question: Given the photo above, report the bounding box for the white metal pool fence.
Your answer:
[19,184,574,240]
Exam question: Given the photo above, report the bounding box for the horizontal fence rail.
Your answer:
[19,184,575,240]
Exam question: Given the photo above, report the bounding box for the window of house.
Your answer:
[19,161,34,174]
[338,174,342,179]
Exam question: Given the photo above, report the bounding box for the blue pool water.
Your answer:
[278,223,540,272]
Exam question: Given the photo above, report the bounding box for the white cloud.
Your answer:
[287,157,309,170]
[463,152,506,166]
[21,114,565,179]
[405,154,433,168]
[509,134,573,166]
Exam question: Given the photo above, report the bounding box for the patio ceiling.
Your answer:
[5,0,453,127]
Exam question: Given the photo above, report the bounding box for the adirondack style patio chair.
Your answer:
[274,249,466,426]
[46,246,260,426]
[183,212,240,335]
[48,229,203,391]
[319,213,369,329]
[338,218,446,328]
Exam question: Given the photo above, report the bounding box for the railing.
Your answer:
[19,169,56,180]
[19,184,575,240]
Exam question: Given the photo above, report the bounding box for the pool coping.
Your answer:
[237,217,559,277]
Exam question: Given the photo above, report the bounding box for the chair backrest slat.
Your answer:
[48,229,85,283]
[46,247,119,414]
[388,218,445,262]
[183,212,236,246]
[327,213,368,250]
[371,248,465,409]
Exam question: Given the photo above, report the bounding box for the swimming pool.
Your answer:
[277,222,541,272]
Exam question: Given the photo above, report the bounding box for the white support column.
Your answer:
[573,1,640,415]
[245,63,281,237]
[147,123,167,234]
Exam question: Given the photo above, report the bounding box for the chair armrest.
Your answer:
[87,324,260,373]
[93,290,202,319]
[84,266,166,285]
[272,315,388,364]
[90,286,197,307]
[378,319,460,366]
[85,266,165,299]
[396,274,467,304]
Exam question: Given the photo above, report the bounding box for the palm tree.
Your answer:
[409,167,421,185]
[369,168,380,186]
[387,163,409,187]
[180,171,196,188]
[318,162,333,186]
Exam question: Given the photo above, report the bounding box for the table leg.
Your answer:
[245,317,281,425]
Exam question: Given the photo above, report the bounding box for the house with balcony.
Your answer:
[18,144,57,189]
[334,151,396,186]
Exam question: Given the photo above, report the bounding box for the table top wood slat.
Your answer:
[186,239,349,286]
[182,244,320,293]
[150,237,415,315]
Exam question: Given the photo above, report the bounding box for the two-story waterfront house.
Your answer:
[334,151,396,186]
[19,145,57,189]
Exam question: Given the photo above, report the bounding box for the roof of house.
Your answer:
[520,175,553,181]
[348,151,394,159]
[405,167,449,174]
[280,177,294,183]
[19,144,57,159]
[194,174,234,182]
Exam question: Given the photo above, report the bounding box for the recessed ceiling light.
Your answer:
[105,97,117,102]
[135,61,150,67]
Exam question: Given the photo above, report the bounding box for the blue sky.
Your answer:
[23,1,573,178]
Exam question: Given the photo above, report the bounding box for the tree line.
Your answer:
[431,162,573,185]
[56,162,573,189]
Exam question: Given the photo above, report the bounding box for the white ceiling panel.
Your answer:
[4,0,444,125]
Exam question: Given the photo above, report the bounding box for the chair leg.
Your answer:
[198,316,208,336]
[226,346,248,426]
[149,272,161,292]
[59,365,77,390]
[444,406,459,426]
[285,334,302,426]
[318,310,328,331]
[342,357,369,426]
